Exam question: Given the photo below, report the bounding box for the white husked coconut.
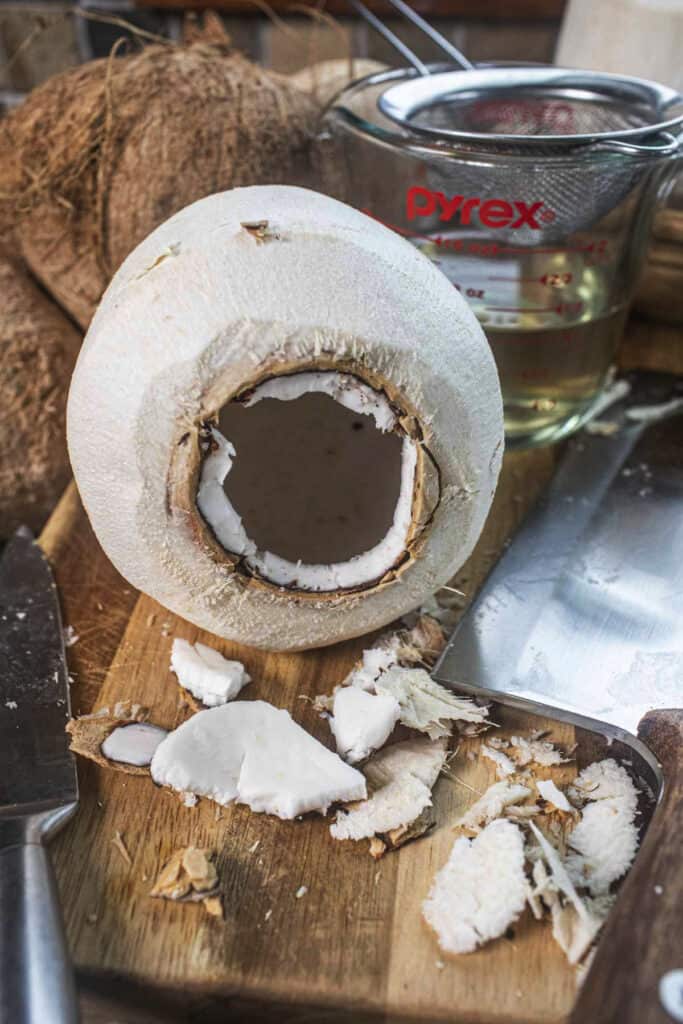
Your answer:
[331,736,447,841]
[150,699,366,819]
[170,637,250,707]
[67,185,503,651]
[329,686,401,764]
[423,819,527,954]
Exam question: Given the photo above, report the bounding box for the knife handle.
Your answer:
[0,840,79,1024]
[570,708,683,1024]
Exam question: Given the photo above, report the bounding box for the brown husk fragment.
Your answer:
[66,702,154,776]
[380,804,437,858]
[150,846,221,918]
[395,615,448,668]
[0,44,319,328]
[0,253,81,537]
[367,805,437,861]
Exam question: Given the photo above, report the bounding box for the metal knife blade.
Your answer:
[0,528,77,820]
[435,371,683,759]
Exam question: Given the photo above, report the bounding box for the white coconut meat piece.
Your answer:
[537,779,573,813]
[150,700,366,819]
[331,736,447,841]
[244,371,396,432]
[565,758,640,894]
[566,800,639,895]
[329,686,401,764]
[457,780,532,831]
[67,185,503,651]
[568,758,639,812]
[101,722,167,766]
[170,637,250,707]
[347,644,399,691]
[422,819,527,954]
[373,666,487,740]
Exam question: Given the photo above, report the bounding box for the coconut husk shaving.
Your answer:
[369,804,437,860]
[66,701,154,776]
[150,846,223,919]
[395,614,448,668]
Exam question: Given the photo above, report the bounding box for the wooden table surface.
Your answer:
[40,315,681,1024]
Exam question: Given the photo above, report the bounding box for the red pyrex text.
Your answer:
[406,186,552,229]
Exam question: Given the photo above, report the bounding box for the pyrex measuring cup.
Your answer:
[316,66,683,447]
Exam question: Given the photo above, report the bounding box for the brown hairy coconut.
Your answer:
[0,254,81,536]
[0,43,319,328]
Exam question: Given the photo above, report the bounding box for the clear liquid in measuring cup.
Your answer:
[413,233,627,446]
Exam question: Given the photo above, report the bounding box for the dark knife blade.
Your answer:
[0,529,77,817]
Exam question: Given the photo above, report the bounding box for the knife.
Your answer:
[0,527,79,1024]
[434,371,683,1024]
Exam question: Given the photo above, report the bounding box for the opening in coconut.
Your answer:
[196,371,421,592]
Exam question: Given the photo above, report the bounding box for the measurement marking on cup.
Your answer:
[488,306,557,314]
[488,273,574,286]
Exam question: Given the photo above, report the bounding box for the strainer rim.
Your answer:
[329,63,683,155]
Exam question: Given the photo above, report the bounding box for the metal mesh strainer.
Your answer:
[347,0,683,236]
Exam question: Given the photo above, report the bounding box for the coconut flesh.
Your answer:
[67,185,503,650]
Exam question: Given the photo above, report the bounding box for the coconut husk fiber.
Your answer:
[0,253,81,537]
[0,42,319,328]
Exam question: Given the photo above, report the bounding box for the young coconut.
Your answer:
[67,186,503,651]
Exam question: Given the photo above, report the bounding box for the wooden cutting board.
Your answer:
[39,321,681,1024]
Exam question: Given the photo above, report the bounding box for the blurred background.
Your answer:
[0,1,566,105]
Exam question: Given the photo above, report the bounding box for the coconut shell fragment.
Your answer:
[0,254,81,537]
[0,45,319,328]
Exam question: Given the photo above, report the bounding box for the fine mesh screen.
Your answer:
[409,88,655,140]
